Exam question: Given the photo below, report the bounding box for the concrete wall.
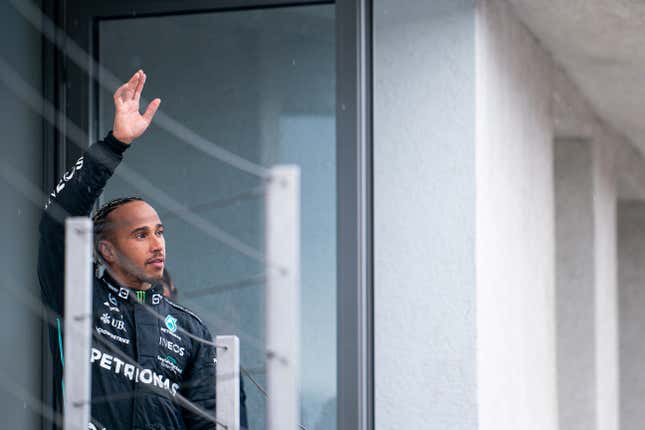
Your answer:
[554,139,596,430]
[0,1,44,429]
[552,37,620,430]
[374,0,624,429]
[373,1,477,428]
[552,137,619,430]
[551,139,619,430]
[591,133,618,430]
[618,201,645,430]
[475,1,558,429]
[476,2,621,429]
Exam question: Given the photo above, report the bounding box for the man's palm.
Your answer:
[113,70,161,144]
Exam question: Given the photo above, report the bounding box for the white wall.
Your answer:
[475,1,558,429]
[475,1,622,429]
[373,1,477,429]
[373,0,623,429]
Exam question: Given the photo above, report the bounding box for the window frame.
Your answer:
[44,1,373,429]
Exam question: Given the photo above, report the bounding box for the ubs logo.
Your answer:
[100,313,126,332]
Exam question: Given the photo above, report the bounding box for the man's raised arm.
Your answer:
[37,70,160,314]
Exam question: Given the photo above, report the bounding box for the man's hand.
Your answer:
[112,70,161,144]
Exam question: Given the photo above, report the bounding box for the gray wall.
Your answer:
[554,140,596,430]
[0,1,44,429]
[553,137,618,430]
[591,136,618,430]
[373,1,477,428]
[618,201,645,430]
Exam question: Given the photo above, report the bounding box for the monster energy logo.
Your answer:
[136,291,146,303]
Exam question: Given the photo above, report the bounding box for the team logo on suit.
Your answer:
[164,315,178,333]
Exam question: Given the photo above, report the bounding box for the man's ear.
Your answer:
[98,240,116,263]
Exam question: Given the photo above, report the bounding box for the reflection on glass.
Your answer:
[99,5,336,429]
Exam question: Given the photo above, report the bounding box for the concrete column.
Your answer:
[374,1,477,429]
[476,0,557,428]
[592,137,618,430]
[618,201,645,430]
[553,136,618,430]
[554,139,596,430]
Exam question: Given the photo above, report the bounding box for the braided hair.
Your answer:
[92,196,145,262]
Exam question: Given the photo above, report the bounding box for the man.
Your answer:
[39,70,217,429]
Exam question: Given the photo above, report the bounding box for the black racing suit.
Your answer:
[38,133,242,430]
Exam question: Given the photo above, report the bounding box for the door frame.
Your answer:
[44,1,373,429]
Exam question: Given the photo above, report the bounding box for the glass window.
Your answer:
[98,5,336,429]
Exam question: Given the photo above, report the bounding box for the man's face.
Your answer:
[101,201,165,283]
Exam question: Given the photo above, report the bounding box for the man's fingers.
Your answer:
[142,98,161,123]
[112,70,148,107]
[127,70,141,87]
[124,70,141,100]
[134,71,146,101]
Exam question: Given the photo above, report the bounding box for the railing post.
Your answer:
[64,217,93,430]
[216,335,240,430]
[265,166,300,430]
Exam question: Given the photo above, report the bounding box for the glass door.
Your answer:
[97,5,336,430]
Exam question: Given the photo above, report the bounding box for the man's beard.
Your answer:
[114,252,163,285]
